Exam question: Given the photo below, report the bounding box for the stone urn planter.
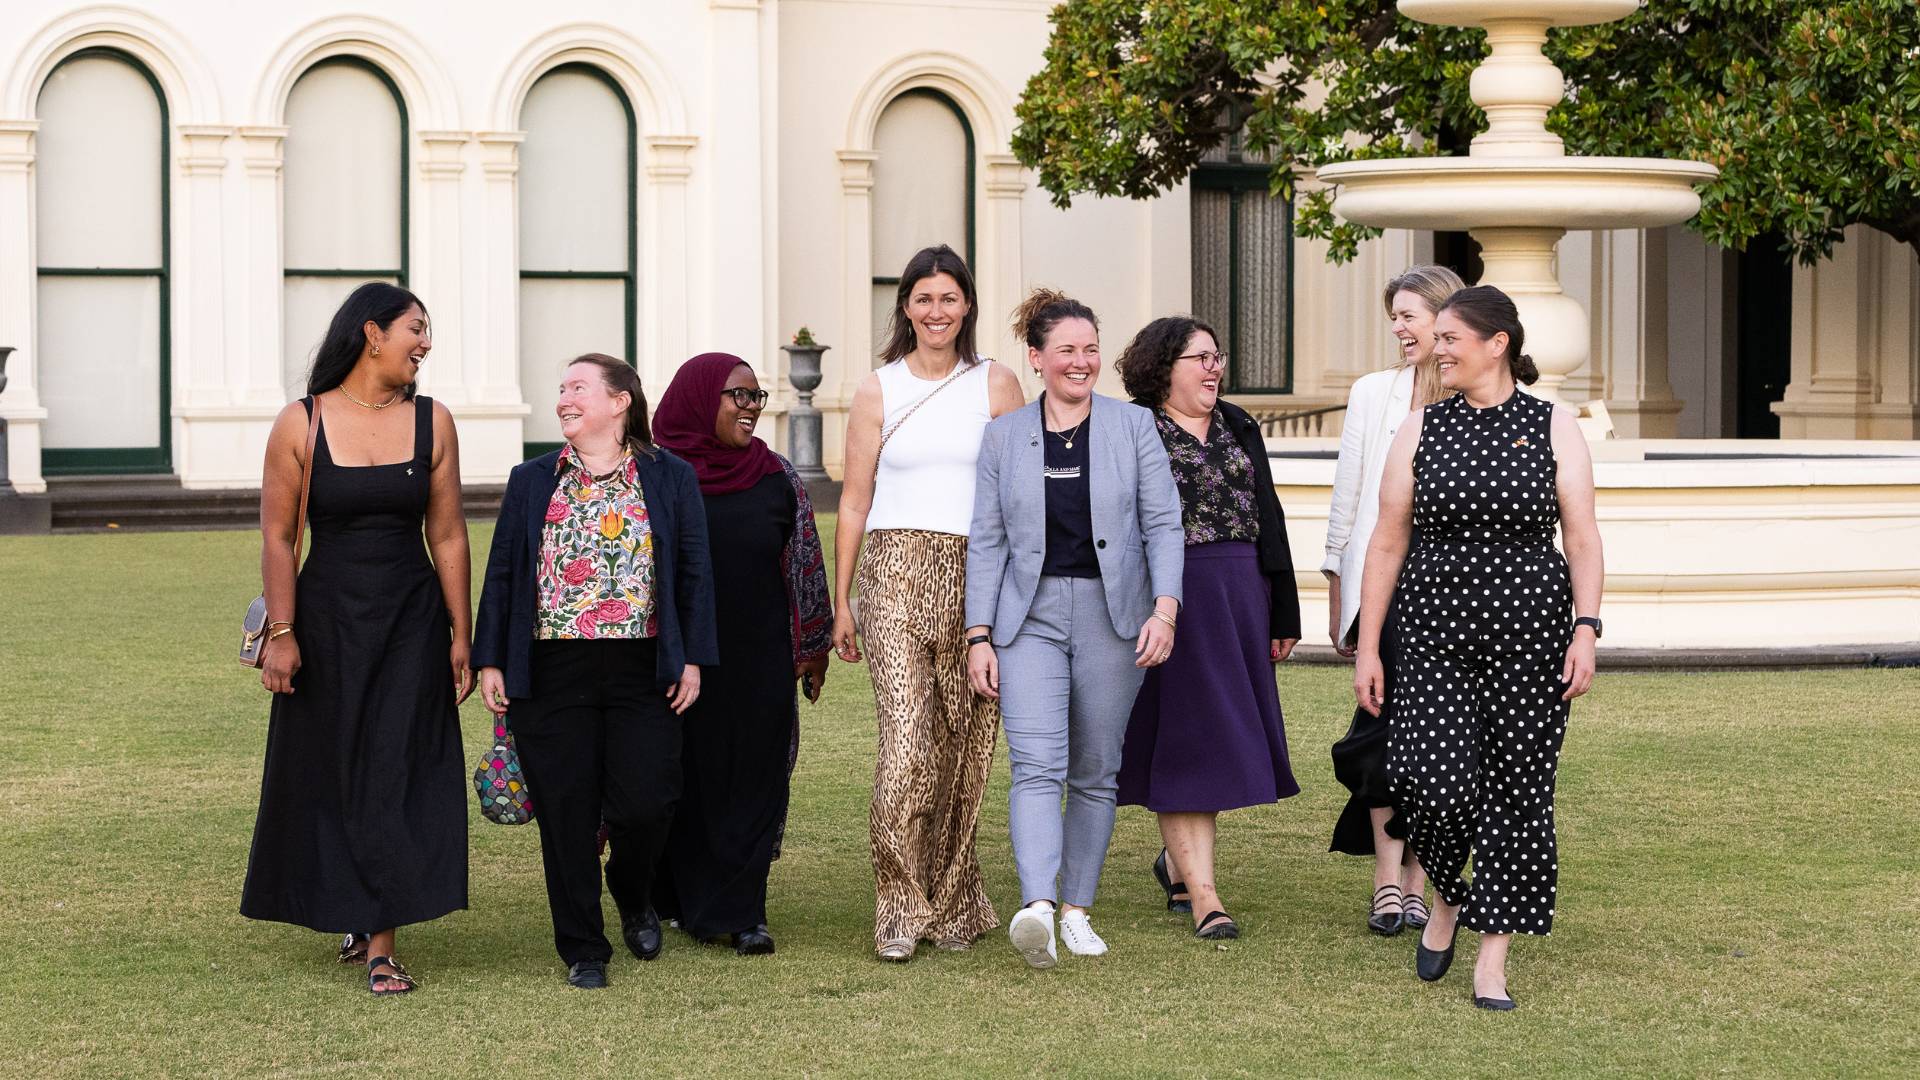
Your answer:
[780,330,830,483]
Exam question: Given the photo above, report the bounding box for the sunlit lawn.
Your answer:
[1,522,1915,1077]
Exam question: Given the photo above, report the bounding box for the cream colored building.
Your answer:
[1,2,1915,647]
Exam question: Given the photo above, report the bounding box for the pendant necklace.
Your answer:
[1050,417,1086,450]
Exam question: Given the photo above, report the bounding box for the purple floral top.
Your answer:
[1153,408,1261,547]
[536,446,660,639]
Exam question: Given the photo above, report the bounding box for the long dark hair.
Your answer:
[1436,285,1540,385]
[566,353,654,455]
[1011,287,1098,353]
[306,282,427,398]
[879,244,980,364]
[1118,315,1220,407]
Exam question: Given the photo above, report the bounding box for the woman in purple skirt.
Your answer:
[1116,316,1302,939]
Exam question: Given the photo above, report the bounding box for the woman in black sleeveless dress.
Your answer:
[1351,286,1604,1011]
[243,284,473,996]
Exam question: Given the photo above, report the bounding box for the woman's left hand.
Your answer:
[668,663,702,714]
[1561,630,1597,701]
[1135,618,1175,669]
[795,655,829,703]
[450,640,475,705]
[1270,638,1297,663]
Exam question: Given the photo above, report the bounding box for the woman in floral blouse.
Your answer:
[1115,317,1302,940]
[474,352,717,989]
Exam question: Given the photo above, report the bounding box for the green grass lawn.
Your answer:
[1,523,1916,1078]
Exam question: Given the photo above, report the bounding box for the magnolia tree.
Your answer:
[1010,0,1920,264]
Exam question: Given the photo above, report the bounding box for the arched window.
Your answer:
[282,58,407,395]
[34,49,169,474]
[518,64,635,456]
[1192,127,1292,394]
[869,89,972,361]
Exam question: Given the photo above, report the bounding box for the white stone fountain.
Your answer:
[1317,0,1718,404]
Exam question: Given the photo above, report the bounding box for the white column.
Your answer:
[1591,227,1682,437]
[0,120,45,492]
[1777,225,1920,439]
[415,131,470,405]
[981,153,1027,376]
[237,127,288,406]
[832,149,877,405]
[706,0,767,361]
[173,126,232,407]
[644,135,697,393]
[475,132,525,406]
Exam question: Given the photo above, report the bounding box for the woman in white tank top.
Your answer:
[832,244,1024,961]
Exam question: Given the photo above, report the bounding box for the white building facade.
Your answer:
[1,1,1916,495]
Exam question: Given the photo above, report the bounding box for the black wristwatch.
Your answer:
[1573,616,1603,639]
[966,634,991,648]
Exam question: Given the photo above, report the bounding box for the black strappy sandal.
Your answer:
[1402,892,1431,930]
[1195,910,1240,940]
[1152,849,1193,914]
[337,932,371,965]
[1368,884,1405,937]
[366,955,416,996]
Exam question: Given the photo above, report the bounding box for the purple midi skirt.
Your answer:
[1116,541,1300,813]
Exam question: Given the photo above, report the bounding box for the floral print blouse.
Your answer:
[536,446,659,639]
[1153,408,1261,547]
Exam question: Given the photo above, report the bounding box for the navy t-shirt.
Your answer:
[1042,408,1100,578]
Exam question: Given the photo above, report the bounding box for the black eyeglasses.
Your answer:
[1177,351,1228,372]
[720,387,770,408]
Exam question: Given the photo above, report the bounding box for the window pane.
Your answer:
[35,55,163,269]
[38,276,162,447]
[1191,188,1233,358]
[519,69,630,273]
[518,278,626,444]
[283,275,399,396]
[1234,193,1290,391]
[871,92,968,277]
[284,62,402,270]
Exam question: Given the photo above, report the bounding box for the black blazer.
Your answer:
[1134,397,1303,641]
[472,446,719,698]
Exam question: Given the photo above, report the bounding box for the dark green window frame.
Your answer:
[1191,158,1295,395]
[36,47,172,475]
[518,63,639,460]
[870,88,977,338]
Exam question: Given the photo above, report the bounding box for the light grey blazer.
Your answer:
[965,394,1185,646]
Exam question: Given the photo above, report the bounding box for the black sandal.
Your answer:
[337,932,371,965]
[1402,892,1431,930]
[1368,884,1405,937]
[1195,910,1240,940]
[1152,849,1193,914]
[366,955,416,996]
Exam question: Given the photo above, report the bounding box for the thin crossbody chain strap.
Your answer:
[871,359,975,483]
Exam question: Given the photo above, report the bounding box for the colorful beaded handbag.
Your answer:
[472,719,534,825]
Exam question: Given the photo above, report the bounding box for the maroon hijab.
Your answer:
[653,352,784,496]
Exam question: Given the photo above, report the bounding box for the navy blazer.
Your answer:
[472,445,718,698]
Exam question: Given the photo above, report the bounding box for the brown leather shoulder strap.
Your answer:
[294,396,320,564]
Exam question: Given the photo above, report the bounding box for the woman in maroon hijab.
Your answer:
[648,352,834,954]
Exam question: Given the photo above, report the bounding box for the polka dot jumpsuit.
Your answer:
[1387,390,1572,936]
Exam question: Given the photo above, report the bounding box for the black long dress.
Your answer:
[240,397,468,933]
[653,471,796,939]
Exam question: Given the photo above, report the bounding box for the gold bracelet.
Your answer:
[1151,610,1178,630]
[268,620,293,631]
[267,626,295,642]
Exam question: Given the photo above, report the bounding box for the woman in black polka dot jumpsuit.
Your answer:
[1351,286,1604,1012]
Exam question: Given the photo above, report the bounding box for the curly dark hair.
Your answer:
[1117,315,1220,407]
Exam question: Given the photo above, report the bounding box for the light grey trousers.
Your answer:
[998,575,1146,907]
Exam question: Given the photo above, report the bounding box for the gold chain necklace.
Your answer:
[338,384,400,410]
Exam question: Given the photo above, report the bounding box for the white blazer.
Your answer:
[1322,365,1416,642]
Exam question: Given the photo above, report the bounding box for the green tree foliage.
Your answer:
[1010,0,1920,264]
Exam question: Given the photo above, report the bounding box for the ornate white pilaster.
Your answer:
[981,153,1028,377]
[173,125,232,409]
[237,127,288,407]
[415,131,470,404]
[645,135,697,394]
[0,120,45,492]
[1591,227,1682,436]
[475,132,525,406]
[706,0,766,365]
[1777,225,1920,439]
[833,149,878,405]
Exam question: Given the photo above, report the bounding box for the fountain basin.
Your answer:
[1398,0,1641,27]
[1316,156,1719,231]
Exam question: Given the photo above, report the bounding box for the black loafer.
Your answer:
[1415,922,1460,982]
[734,925,775,956]
[620,906,664,961]
[1473,993,1517,1011]
[567,960,607,989]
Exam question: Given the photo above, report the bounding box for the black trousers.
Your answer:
[512,639,683,965]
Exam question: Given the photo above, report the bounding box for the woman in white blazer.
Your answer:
[1323,264,1465,936]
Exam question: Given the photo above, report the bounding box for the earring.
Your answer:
[372,345,381,357]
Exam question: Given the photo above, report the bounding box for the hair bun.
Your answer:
[1514,352,1540,386]
[1011,287,1073,343]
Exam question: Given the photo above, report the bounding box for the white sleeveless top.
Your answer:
[865,357,995,535]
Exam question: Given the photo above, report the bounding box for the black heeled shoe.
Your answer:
[1368,884,1404,936]
[1415,920,1459,982]
[1473,992,1517,1011]
[1152,849,1192,914]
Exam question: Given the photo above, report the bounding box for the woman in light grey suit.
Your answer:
[965,288,1185,969]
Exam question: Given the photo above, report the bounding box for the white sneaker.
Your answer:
[1059,908,1108,957]
[1008,903,1058,969]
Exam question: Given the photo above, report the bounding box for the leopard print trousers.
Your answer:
[857,529,1001,951]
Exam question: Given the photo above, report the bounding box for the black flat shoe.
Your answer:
[1415,921,1460,982]
[567,960,607,989]
[1153,849,1193,914]
[1401,892,1431,930]
[620,906,663,961]
[1194,910,1240,940]
[734,925,775,956]
[1368,884,1404,937]
[1473,993,1517,1011]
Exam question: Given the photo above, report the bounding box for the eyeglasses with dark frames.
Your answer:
[720,387,771,408]
[1176,351,1228,372]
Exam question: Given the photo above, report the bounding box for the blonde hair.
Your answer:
[1382,264,1468,408]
